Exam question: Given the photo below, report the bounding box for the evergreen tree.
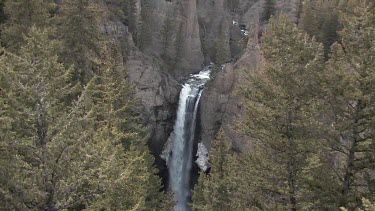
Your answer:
[0,27,163,210]
[320,0,375,208]
[227,0,239,15]
[127,0,138,41]
[341,198,375,211]
[137,0,153,51]
[294,0,303,24]
[174,22,185,69]
[85,45,164,210]
[161,7,175,58]
[262,0,276,22]
[0,0,5,27]
[300,0,340,58]
[238,14,339,210]
[213,23,230,73]
[57,0,103,84]
[160,190,175,211]
[192,129,238,211]
[1,0,52,51]
[107,0,138,43]
[0,26,81,210]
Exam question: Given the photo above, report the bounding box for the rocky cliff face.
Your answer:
[141,0,204,76]
[102,0,298,163]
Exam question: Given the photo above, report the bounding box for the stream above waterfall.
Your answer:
[168,67,211,211]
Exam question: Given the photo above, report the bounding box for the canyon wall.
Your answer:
[102,0,299,161]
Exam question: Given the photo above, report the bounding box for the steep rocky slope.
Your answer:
[102,0,299,168]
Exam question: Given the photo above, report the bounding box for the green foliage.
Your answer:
[341,198,375,211]
[85,46,164,210]
[174,22,185,68]
[160,190,175,211]
[0,1,172,210]
[137,0,153,51]
[320,0,375,208]
[1,0,52,51]
[212,23,230,73]
[0,0,5,26]
[106,0,138,42]
[237,14,341,210]
[226,0,240,15]
[127,0,138,40]
[0,27,164,210]
[161,7,175,58]
[192,129,238,211]
[262,0,276,22]
[300,0,340,58]
[0,26,83,210]
[57,0,103,84]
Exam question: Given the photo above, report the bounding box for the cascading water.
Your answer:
[169,67,211,211]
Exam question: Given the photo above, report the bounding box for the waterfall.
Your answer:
[169,67,211,211]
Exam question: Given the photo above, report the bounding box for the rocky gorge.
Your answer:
[2,0,373,209]
[102,0,297,187]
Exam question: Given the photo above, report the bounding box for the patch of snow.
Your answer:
[232,20,239,26]
[195,142,209,171]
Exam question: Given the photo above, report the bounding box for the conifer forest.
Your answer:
[0,0,374,210]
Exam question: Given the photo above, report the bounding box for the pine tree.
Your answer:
[341,198,375,211]
[137,0,153,51]
[227,0,239,16]
[191,129,238,211]
[57,0,103,84]
[300,0,340,58]
[161,7,175,58]
[81,45,164,210]
[0,26,163,210]
[127,0,138,41]
[108,0,138,43]
[238,14,339,210]
[1,0,52,51]
[294,0,303,24]
[212,23,230,73]
[174,22,185,69]
[0,0,5,26]
[320,0,375,208]
[160,190,175,211]
[262,0,276,22]
[0,26,80,210]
